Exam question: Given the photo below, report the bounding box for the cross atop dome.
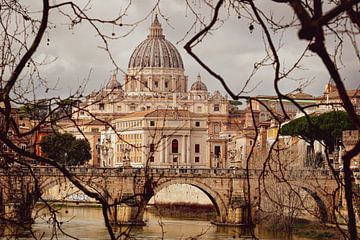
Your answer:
[149,13,164,38]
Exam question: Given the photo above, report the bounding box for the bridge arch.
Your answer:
[38,177,98,203]
[136,178,228,223]
[257,180,336,224]
[282,182,335,223]
[301,186,330,223]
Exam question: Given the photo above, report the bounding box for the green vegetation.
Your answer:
[19,101,49,120]
[280,111,356,151]
[295,230,335,239]
[261,218,340,239]
[293,220,338,239]
[40,133,91,166]
[229,100,242,106]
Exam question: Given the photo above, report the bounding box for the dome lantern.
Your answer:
[149,14,164,38]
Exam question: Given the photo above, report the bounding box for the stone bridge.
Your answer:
[0,166,340,226]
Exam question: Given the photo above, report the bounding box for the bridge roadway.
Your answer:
[0,166,339,226]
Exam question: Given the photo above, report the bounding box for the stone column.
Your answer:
[172,78,176,92]
[160,138,165,163]
[186,135,191,166]
[124,76,128,91]
[137,78,141,91]
[181,135,186,165]
[148,77,152,91]
[164,137,168,164]
[160,78,164,91]
[208,142,212,168]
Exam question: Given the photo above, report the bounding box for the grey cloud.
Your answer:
[24,0,357,99]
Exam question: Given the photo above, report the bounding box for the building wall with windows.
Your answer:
[317,82,360,113]
[250,93,318,122]
[342,130,360,168]
[100,109,209,168]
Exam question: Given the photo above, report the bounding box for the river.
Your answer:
[14,205,314,239]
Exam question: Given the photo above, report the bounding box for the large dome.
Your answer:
[128,15,184,69]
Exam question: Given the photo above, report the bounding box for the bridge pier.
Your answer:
[114,204,145,226]
[0,183,37,225]
[111,194,145,226]
[212,194,251,226]
[1,202,34,225]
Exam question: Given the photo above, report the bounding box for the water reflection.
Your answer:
[14,205,311,239]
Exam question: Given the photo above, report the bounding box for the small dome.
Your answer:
[105,73,121,90]
[128,15,184,69]
[190,74,208,91]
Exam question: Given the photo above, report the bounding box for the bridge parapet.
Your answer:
[255,169,336,180]
[0,166,337,179]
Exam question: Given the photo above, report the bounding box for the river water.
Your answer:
[16,205,312,240]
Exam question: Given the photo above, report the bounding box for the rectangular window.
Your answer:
[195,121,200,127]
[165,82,168,88]
[99,103,105,110]
[154,81,159,88]
[150,143,155,152]
[172,139,178,153]
[214,146,221,158]
[149,156,154,162]
[214,104,220,111]
[150,121,155,126]
[195,156,200,163]
[195,144,200,153]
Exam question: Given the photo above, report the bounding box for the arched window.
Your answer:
[172,139,178,153]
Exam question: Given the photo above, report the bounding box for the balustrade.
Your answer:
[0,165,338,180]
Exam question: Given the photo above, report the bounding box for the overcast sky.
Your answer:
[28,0,358,100]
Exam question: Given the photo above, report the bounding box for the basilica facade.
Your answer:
[64,16,358,170]
[73,15,234,168]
